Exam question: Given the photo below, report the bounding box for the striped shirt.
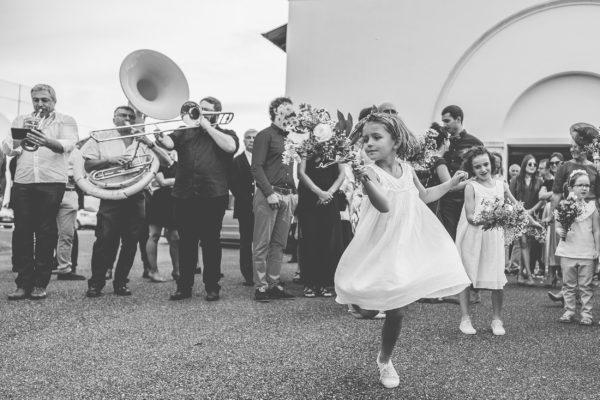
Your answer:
[2,111,78,184]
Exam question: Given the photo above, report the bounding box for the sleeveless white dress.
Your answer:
[334,163,471,311]
[455,180,507,290]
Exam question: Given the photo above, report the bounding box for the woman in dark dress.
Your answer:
[509,154,544,286]
[297,156,345,297]
[145,161,179,282]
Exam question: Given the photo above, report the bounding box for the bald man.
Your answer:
[378,102,398,115]
[229,129,258,285]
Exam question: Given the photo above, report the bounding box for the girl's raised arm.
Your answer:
[413,169,466,204]
[354,165,389,213]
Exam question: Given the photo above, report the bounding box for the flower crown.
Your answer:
[569,169,588,179]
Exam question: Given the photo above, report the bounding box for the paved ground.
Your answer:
[0,228,598,400]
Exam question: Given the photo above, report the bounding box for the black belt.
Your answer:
[65,187,77,192]
[272,186,296,195]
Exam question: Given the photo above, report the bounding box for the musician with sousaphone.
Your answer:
[82,105,172,298]
[3,83,79,301]
[156,97,238,301]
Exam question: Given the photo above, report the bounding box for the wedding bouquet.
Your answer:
[553,195,583,241]
[584,138,600,158]
[525,225,547,244]
[282,104,357,167]
[407,132,438,173]
[473,198,530,244]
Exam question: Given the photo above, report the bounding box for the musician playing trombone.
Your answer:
[82,105,171,298]
[2,84,79,301]
[155,96,239,301]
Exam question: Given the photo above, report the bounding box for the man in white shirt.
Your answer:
[3,84,78,300]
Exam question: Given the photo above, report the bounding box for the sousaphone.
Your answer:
[74,49,189,200]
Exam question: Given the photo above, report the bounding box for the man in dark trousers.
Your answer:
[157,96,238,301]
[438,105,483,240]
[229,129,258,286]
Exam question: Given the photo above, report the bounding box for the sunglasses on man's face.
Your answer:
[549,161,560,166]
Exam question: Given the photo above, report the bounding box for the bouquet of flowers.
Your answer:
[525,225,547,244]
[407,131,438,174]
[584,138,600,159]
[553,195,583,241]
[473,198,530,244]
[282,104,358,168]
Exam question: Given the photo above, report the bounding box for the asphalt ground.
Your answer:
[0,228,599,400]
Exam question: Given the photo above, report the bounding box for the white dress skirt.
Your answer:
[455,180,507,290]
[334,163,471,311]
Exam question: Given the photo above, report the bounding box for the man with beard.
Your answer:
[251,97,297,302]
[82,105,168,297]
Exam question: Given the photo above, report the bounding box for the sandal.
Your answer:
[579,317,593,326]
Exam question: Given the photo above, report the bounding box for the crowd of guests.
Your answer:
[3,84,599,340]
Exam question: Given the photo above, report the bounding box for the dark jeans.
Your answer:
[437,196,463,241]
[72,229,78,271]
[175,195,228,293]
[88,194,145,290]
[12,183,65,289]
[237,212,254,283]
[137,190,151,272]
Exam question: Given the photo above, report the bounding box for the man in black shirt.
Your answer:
[251,97,296,302]
[157,97,239,301]
[229,129,257,286]
[438,105,483,240]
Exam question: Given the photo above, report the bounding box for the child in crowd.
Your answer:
[334,112,471,389]
[455,147,530,336]
[555,170,599,325]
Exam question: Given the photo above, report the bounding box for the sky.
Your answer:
[0,0,289,142]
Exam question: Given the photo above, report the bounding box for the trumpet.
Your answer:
[22,109,46,152]
[90,101,234,143]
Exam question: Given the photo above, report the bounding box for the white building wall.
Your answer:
[286,0,600,149]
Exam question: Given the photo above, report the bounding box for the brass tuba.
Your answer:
[74,50,188,200]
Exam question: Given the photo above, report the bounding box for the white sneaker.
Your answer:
[459,317,477,335]
[491,319,506,336]
[377,354,400,389]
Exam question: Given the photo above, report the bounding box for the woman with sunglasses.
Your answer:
[509,154,544,285]
[539,152,564,288]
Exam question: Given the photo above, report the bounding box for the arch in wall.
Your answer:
[433,0,600,143]
[503,72,600,141]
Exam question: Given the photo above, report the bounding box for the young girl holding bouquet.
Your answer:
[555,170,600,325]
[334,113,471,389]
[455,147,533,336]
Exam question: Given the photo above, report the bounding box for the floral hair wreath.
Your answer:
[569,169,589,179]
[348,106,400,145]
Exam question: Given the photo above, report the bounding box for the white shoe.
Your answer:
[491,319,505,336]
[459,317,477,335]
[377,354,400,389]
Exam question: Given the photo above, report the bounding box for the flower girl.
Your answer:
[334,112,471,389]
[554,170,600,325]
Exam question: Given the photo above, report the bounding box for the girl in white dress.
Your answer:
[455,147,536,336]
[334,113,471,389]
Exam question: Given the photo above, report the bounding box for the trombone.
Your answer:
[90,101,234,142]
